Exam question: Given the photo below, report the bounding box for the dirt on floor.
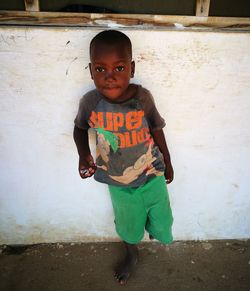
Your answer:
[0,240,250,291]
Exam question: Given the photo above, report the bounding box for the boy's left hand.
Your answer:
[164,162,174,184]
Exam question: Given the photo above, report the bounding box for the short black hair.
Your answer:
[89,30,132,59]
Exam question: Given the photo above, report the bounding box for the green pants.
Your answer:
[109,175,173,244]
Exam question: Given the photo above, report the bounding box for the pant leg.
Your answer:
[109,184,147,244]
[144,176,174,244]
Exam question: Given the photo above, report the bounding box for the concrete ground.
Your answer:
[0,240,249,291]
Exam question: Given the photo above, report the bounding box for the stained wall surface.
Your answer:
[0,27,249,244]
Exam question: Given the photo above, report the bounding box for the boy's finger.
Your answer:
[80,169,89,175]
[166,177,173,184]
[79,167,96,178]
[80,169,90,178]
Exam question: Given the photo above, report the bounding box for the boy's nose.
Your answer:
[105,71,116,81]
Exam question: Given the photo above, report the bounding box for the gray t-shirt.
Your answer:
[75,84,166,187]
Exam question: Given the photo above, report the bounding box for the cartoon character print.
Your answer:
[96,132,110,163]
[96,128,164,185]
[109,141,164,184]
[96,126,119,171]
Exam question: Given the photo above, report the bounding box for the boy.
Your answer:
[73,30,174,285]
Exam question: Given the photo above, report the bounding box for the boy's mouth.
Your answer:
[103,85,120,89]
[103,86,120,91]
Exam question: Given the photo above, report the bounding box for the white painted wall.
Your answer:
[0,27,249,244]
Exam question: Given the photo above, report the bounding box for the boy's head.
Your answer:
[89,30,135,101]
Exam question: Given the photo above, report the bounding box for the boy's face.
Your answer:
[89,43,135,101]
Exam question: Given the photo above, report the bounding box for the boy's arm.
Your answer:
[151,129,174,184]
[73,125,96,179]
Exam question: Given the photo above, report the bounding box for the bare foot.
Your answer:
[114,242,138,285]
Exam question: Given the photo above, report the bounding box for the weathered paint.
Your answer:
[0,27,249,244]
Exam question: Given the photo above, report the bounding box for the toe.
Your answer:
[119,273,129,285]
[120,276,129,285]
[119,279,126,285]
[119,276,126,285]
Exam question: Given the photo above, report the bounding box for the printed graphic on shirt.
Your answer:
[86,97,165,187]
[109,141,163,185]
[89,110,151,149]
[96,126,118,152]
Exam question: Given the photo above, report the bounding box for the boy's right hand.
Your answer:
[78,154,96,179]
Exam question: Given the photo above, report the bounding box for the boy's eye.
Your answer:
[115,66,125,72]
[95,67,105,73]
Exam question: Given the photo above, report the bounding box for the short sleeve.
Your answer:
[74,90,101,130]
[137,86,166,131]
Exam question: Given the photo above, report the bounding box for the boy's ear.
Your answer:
[89,63,93,79]
[131,61,135,78]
